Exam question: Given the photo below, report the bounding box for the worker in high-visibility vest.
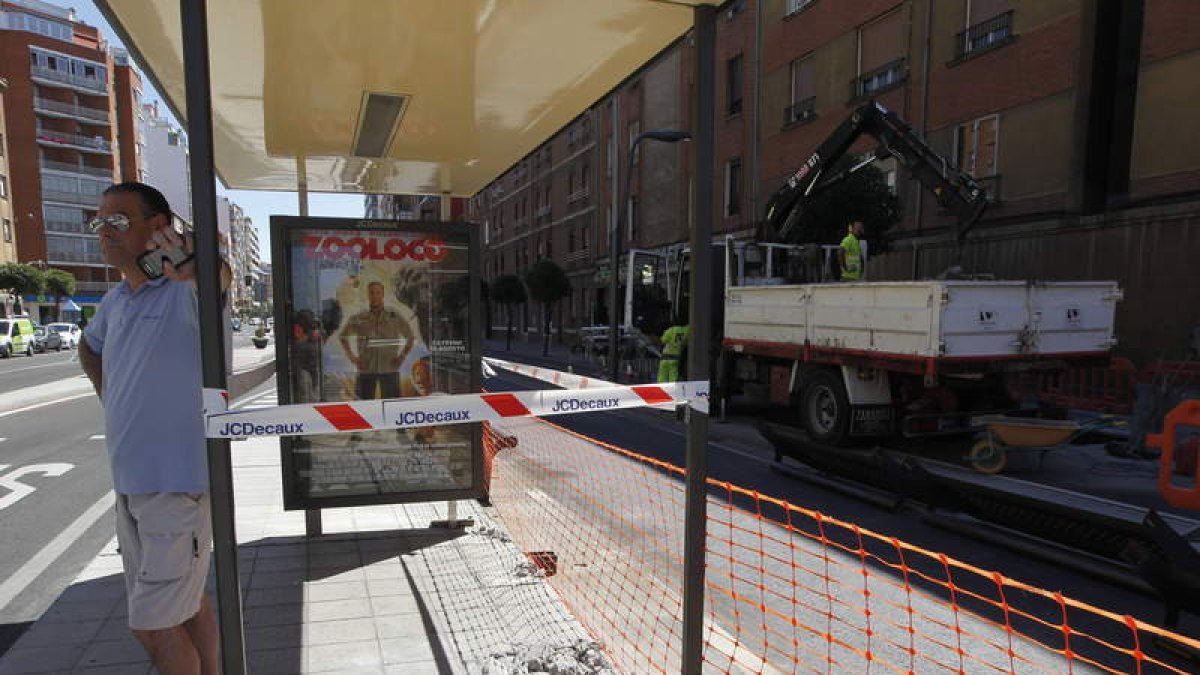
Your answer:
[658,319,690,383]
[839,220,866,281]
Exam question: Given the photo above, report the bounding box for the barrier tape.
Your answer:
[204,381,708,439]
[481,357,710,413]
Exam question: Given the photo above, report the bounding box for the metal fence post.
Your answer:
[682,4,715,674]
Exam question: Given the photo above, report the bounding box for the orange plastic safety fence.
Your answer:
[481,417,1200,674]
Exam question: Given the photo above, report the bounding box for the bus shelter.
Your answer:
[93,1,720,672]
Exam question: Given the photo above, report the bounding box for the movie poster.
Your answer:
[271,217,481,510]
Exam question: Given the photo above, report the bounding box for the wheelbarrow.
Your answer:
[966,415,1124,474]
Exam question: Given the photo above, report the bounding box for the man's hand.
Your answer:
[79,338,103,400]
[146,225,195,282]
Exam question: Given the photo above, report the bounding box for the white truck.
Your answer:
[721,277,1121,444]
[714,102,1121,444]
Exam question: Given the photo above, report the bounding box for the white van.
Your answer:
[0,318,36,357]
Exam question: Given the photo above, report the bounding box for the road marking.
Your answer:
[0,438,6,443]
[0,358,79,375]
[88,435,105,441]
[0,392,94,419]
[0,463,75,510]
[0,489,114,614]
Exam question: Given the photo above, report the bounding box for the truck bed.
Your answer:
[724,280,1120,364]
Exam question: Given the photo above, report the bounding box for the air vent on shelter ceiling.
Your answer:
[351,92,409,158]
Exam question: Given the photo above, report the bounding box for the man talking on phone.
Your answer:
[79,182,230,675]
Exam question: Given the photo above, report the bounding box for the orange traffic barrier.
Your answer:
[1147,399,1200,510]
[483,417,1200,674]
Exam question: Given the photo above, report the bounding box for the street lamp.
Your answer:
[609,129,691,382]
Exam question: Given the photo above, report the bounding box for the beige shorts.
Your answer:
[115,492,212,630]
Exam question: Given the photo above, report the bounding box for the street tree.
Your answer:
[43,269,77,321]
[524,259,572,356]
[0,263,45,318]
[780,154,900,255]
[491,274,527,351]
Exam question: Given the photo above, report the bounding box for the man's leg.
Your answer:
[380,374,401,399]
[133,626,200,675]
[183,594,219,675]
[356,373,375,400]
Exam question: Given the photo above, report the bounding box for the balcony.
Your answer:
[30,66,107,94]
[564,248,589,266]
[955,11,1015,61]
[76,280,119,294]
[48,250,104,265]
[850,58,907,101]
[783,97,817,128]
[42,189,101,207]
[33,97,109,124]
[44,218,92,235]
[535,204,551,218]
[567,188,590,205]
[41,159,112,178]
[36,130,112,154]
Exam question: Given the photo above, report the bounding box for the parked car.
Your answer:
[32,326,64,353]
[231,317,243,332]
[248,317,262,326]
[47,322,82,349]
[0,317,36,357]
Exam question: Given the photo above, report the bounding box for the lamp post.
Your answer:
[608,129,691,382]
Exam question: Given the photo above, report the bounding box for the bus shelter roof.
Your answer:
[96,0,717,197]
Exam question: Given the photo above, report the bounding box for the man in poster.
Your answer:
[338,280,417,400]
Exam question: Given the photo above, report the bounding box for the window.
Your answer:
[0,175,6,199]
[627,195,638,241]
[785,0,815,16]
[786,56,816,126]
[2,219,10,243]
[854,11,907,99]
[569,229,576,252]
[628,120,641,166]
[956,115,999,184]
[726,54,744,116]
[957,0,1014,59]
[725,158,742,217]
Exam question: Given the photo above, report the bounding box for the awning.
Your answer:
[60,298,82,312]
[96,0,718,197]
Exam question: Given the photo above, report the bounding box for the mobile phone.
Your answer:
[137,246,194,279]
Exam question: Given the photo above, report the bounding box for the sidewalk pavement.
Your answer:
[0,347,607,675]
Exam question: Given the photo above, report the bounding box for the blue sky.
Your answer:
[53,0,365,261]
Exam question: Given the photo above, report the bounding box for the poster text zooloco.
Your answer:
[302,235,449,262]
[271,217,482,511]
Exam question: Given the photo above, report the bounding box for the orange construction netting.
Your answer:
[481,417,1200,674]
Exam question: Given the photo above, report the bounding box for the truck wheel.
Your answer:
[968,439,1007,474]
[800,369,850,445]
[0,344,9,358]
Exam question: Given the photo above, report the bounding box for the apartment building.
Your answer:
[0,77,14,268]
[472,0,1199,358]
[0,0,141,322]
[364,194,465,222]
[140,100,190,224]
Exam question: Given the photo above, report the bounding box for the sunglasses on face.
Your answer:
[88,213,154,233]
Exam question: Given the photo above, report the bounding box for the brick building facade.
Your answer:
[471,0,1198,358]
[0,0,141,322]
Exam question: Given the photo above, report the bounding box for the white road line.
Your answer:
[88,435,105,441]
[0,392,94,419]
[0,361,77,375]
[0,490,114,613]
[0,438,6,443]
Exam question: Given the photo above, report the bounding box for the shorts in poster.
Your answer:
[272,218,481,510]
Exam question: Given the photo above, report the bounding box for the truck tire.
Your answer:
[800,369,851,445]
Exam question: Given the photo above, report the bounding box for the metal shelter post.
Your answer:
[179,0,246,672]
[297,156,323,538]
[682,4,715,674]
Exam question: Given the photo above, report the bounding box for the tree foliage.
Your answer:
[492,274,527,351]
[0,263,45,317]
[44,269,76,321]
[524,259,572,356]
[781,156,901,254]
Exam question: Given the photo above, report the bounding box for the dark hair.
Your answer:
[104,182,171,218]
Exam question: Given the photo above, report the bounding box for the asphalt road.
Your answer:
[0,333,270,657]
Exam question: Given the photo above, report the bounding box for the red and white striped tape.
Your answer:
[205,381,708,439]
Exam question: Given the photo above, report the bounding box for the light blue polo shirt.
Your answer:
[85,277,208,495]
